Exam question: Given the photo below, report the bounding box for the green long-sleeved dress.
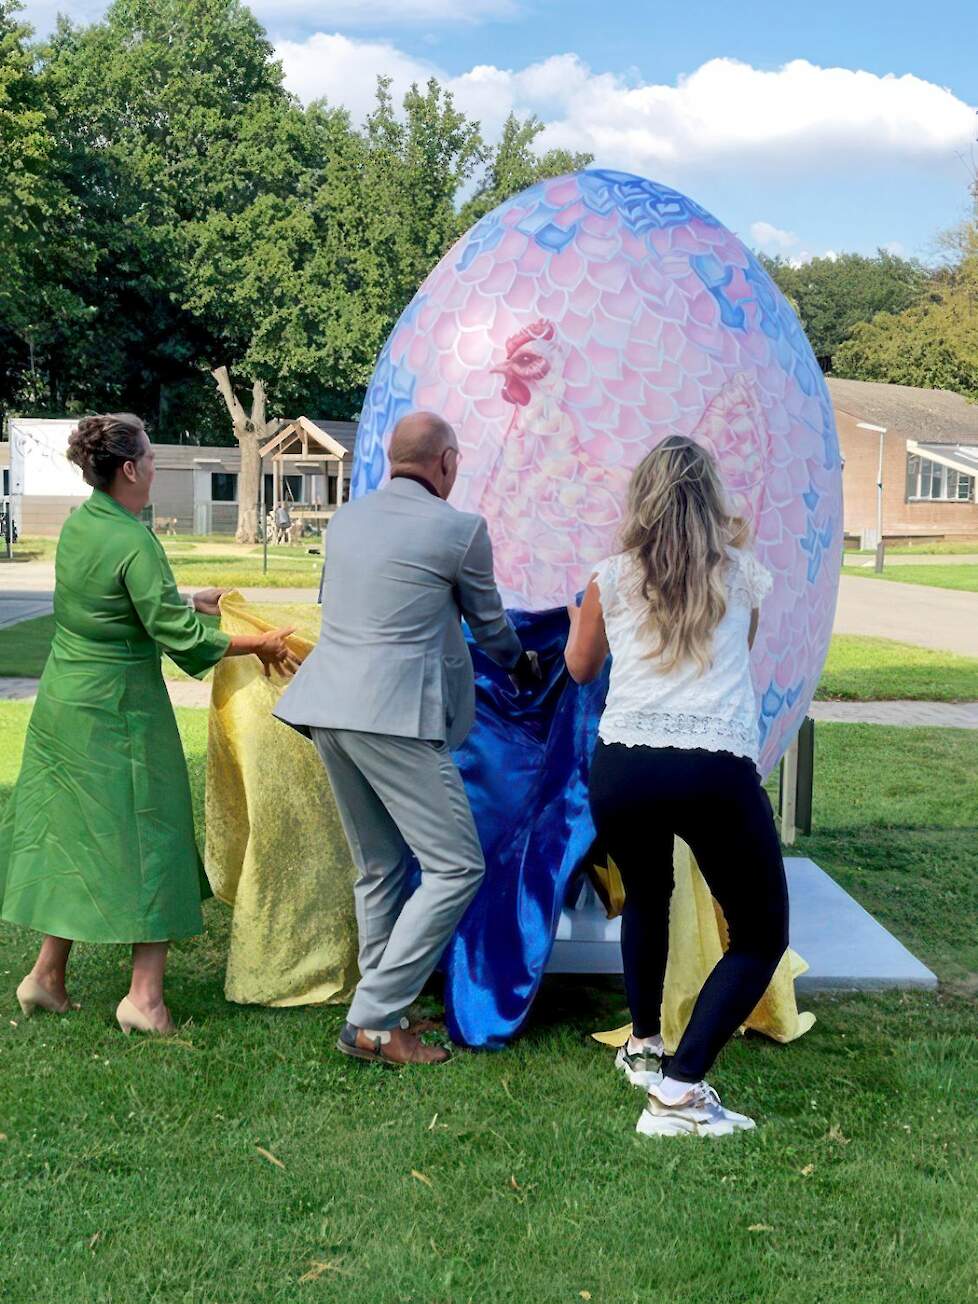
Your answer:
[0,490,230,943]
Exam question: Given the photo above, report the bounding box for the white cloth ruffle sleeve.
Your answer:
[740,549,774,607]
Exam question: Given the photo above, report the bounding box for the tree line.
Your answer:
[0,0,590,448]
[2,0,976,468]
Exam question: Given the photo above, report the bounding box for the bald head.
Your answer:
[388,411,460,500]
[389,411,457,467]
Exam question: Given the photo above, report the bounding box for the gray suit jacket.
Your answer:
[274,477,523,748]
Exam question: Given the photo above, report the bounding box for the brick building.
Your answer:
[827,378,978,546]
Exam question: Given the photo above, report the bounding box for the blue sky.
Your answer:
[21,0,978,264]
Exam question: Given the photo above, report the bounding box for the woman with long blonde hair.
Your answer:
[565,435,788,1137]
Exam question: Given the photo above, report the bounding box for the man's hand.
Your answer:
[508,649,543,694]
[193,587,228,616]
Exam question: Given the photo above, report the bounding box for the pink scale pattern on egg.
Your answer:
[354,170,842,772]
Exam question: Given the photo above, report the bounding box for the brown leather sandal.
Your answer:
[337,1023,452,1067]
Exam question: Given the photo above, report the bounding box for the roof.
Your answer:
[912,441,978,477]
[826,378,978,445]
[308,420,357,459]
[260,416,347,461]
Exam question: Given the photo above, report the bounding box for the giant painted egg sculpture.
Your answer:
[354,169,842,776]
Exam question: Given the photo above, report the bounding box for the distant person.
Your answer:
[275,411,539,1066]
[0,413,297,1035]
[565,436,788,1136]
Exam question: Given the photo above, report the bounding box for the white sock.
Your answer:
[653,1074,697,1106]
[627,1032,664,1055]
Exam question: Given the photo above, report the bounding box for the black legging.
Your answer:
[589,741,789,1084]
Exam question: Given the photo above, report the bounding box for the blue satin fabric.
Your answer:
[442,608,609,1049]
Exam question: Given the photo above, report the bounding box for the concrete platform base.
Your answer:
[546,857,937,991]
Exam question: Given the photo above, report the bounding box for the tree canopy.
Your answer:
[832,236,978,400]
[761,250,927,367]
[0,0,592,439]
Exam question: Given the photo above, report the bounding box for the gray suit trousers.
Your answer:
[311,727,485,1031]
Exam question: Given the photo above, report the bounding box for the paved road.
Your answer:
[834,575,978,657]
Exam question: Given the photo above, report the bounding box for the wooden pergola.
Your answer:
[258,416,347,536]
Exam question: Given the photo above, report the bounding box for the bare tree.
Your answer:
[211,366,269,543]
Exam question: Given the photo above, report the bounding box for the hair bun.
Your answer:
[67,416,112,463]
[66,413,146,490]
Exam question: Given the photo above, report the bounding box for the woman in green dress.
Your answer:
[0,413,298,1035]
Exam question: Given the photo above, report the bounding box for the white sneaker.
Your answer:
[637,1081,756,1138]
[615,1036,664,1088]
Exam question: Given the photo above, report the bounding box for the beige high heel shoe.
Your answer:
[16,974,77,1017]
[115,996,175,1036]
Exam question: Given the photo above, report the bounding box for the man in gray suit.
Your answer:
[275,411,536,1066]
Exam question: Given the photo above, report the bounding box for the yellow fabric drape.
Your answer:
[206,592,813,1048]
[205,593,358,1006]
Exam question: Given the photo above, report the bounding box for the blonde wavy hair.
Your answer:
[619,436,744,674]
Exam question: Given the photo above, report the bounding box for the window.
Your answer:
[906,454,974,503]
[211,472,237,502]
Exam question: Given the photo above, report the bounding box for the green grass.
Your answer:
[843,563,978,593]
[815,636,978,702]
[167,555,320,589]
[0,704,976,1301]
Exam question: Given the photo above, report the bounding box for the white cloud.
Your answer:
[882,239,906,255]
[276,34,438,122]
[250,0,519,25]
[276,43,977,182]
[788,248,839,268]
[750,221,799,251]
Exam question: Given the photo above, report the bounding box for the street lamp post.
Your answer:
[857,421,888,572]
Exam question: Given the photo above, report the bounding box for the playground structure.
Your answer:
[258,417,348,546]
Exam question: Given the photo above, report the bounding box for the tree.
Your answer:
[0,0,85,419]
[762,250,927,367]
[35,0,302,444]
[211,367,268,542]
[833,237,978,399]
[460,113,592,230]
[7,0,600,516]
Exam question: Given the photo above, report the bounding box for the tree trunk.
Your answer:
[211,366,269,544]
[235,426,260,543]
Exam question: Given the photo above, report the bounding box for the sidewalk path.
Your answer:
[809,700,978,728]
[2,674,976,726]
[0,593,54,628]
[0,676,214,708]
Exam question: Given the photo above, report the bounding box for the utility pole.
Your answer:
[857,421,888,572]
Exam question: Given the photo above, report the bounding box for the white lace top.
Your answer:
[593,547,773,764]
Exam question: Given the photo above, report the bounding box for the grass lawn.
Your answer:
[815,636,978,702]
[0,704,976,1301]
[843,563,978,594]
[166,554,321,589]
